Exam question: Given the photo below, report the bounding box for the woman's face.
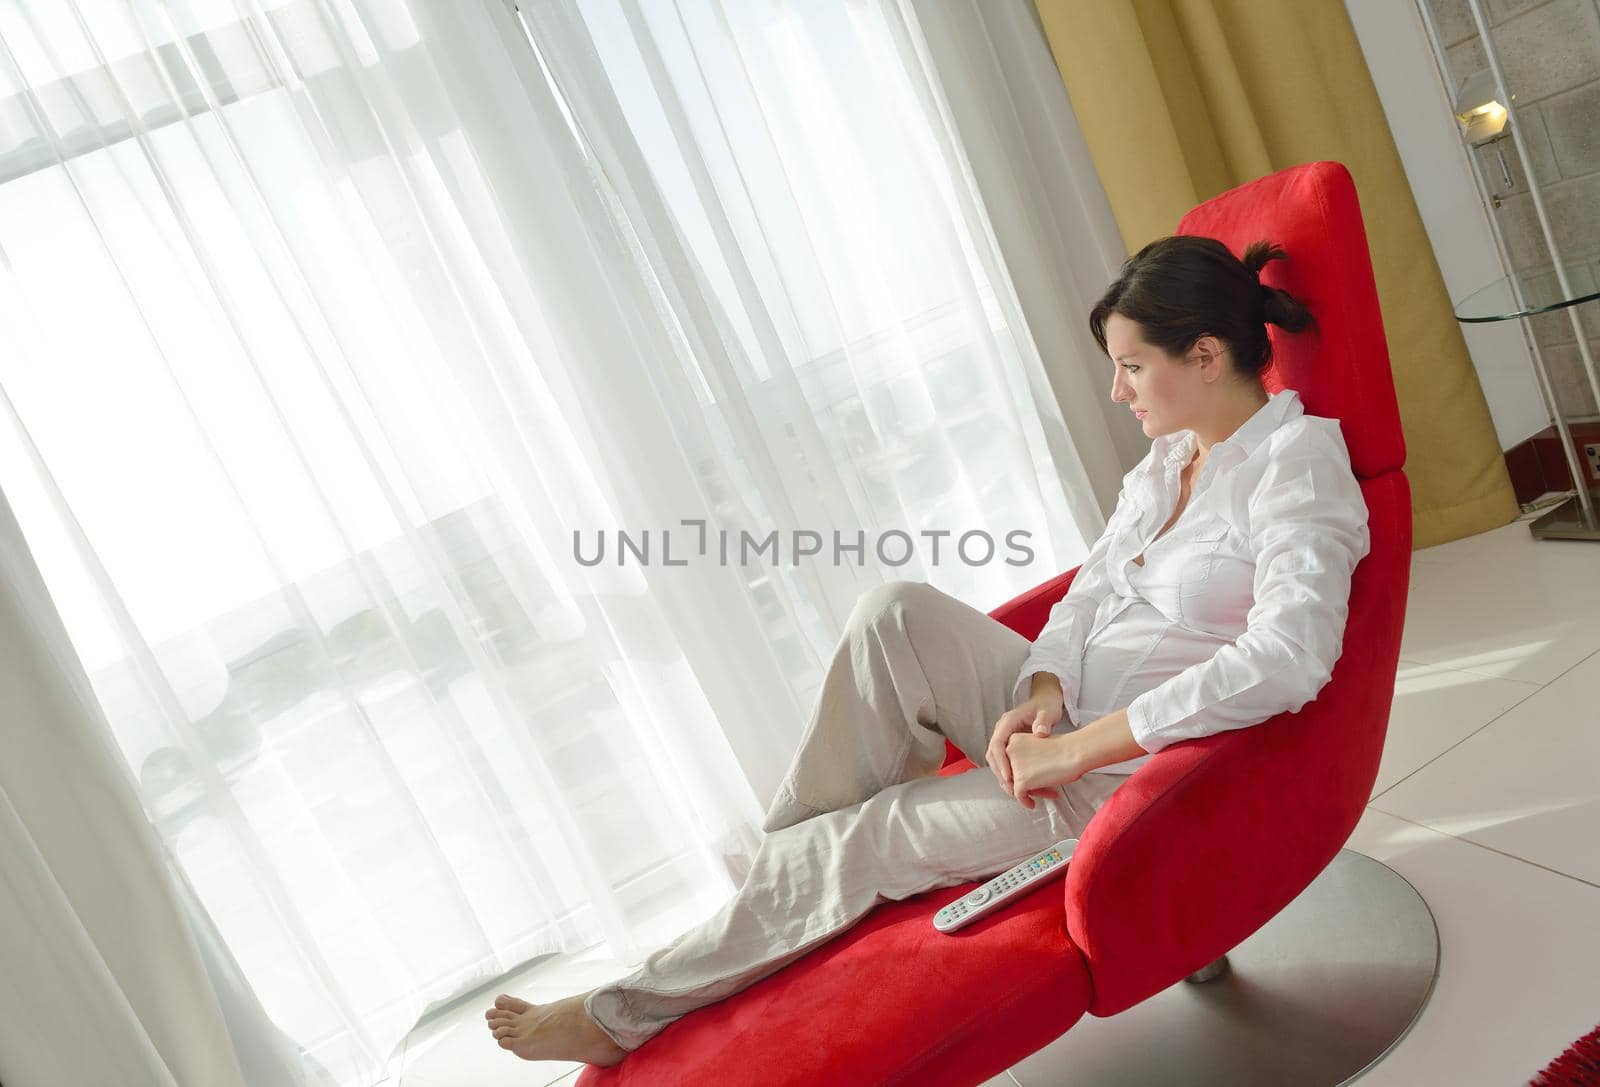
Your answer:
[1105,312,1215,439]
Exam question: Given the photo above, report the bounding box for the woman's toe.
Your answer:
[495,994,531,1013]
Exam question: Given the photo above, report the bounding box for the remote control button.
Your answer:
[963,888,990,906]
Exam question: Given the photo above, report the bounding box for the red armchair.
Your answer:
[578,161,1428,1087]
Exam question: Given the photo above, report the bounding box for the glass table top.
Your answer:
[1454,255,1600,322]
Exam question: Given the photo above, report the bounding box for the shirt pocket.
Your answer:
[1177,520,1255,634]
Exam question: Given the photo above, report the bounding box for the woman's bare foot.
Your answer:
[484,991,629,1068]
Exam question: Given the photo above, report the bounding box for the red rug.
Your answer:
[1530,1023,1600,1086]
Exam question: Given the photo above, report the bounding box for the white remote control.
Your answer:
[932,838,1080,934]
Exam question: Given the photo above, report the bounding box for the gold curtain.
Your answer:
[1031,0,1519,549]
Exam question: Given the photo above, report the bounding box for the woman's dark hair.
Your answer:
[1088,235,1315,379]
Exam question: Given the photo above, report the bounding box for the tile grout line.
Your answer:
[1396,655,1546,688]
[1360,806,1600,893]
[1398,654,1558,687]
[1367,686,1540,805]
[1369,643,1600,805]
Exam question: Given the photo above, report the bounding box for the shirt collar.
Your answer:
[1155,388,1303,469]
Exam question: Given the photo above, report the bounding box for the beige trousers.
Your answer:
[584,580,1125,1051]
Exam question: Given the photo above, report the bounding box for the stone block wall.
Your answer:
[1428,0,1600,417]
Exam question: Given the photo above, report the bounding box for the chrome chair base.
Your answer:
[1021,850,1439,1086]
[1184,953,1230,984]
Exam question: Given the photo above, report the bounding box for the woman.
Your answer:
[484,235,1371,1067]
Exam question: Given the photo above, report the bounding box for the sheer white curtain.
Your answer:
[0,0,1119,1083]
[905,0,1148,504]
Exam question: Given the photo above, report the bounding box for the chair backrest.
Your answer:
[1176,161,1406,480]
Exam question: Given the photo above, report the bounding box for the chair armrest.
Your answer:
[949,483,1402,999]
[1060,471,1409,1015]
[1060,644,1388,1016]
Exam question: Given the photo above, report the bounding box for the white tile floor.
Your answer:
[388,506,1600,1086]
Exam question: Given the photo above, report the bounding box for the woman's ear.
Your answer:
[1193,334,1228,381]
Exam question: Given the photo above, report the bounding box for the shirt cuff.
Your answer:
[1014,668,1089,734]
[1125,692,1166,755]
[1012,667,1047,711]
[1013,665,1075,712]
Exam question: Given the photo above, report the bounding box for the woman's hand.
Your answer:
[986,693,1065,795]
[1004,732,1087,809]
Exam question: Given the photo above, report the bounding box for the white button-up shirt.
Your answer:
[1013,388,1371,775]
